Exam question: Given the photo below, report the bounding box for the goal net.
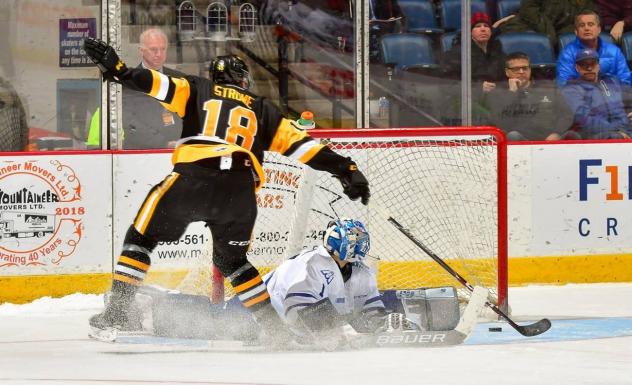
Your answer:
[176,127,508,311]
[0,76,28,152]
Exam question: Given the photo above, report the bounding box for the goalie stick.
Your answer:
[387,217,551,337]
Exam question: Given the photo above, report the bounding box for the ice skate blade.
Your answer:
[89,326,119,343]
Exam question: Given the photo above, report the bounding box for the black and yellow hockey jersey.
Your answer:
[119,68,350,189]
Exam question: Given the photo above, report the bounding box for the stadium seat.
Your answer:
[558,32,616,52]
[497,32,556,68]
[439,0,487,31]
[380,33,439,71]
[441,31,459,53]
[486,0,498,20]
[621,32,632,67]
[496,0,521,19]
[399,0,443,35]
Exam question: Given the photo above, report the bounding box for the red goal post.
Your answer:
[181,127,508,312]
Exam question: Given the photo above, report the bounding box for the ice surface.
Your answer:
[0,284,631,385]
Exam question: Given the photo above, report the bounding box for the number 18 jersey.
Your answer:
[120,69,330,189]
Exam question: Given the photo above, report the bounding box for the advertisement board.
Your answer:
[2,142,632,302]
[0,153,111,275]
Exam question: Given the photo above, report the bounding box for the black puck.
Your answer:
[488,327,502,332]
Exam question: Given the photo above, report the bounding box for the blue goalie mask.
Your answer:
[323,219,370,262]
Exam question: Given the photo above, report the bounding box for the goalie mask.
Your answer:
[209,55,252,89]
[323,219,370,262]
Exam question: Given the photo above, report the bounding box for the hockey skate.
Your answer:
[88,292,143,342]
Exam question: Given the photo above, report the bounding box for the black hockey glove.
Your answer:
[83,37,129,82]
[337,162,370,205]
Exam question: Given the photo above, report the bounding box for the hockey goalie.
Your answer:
[97,218,487,349]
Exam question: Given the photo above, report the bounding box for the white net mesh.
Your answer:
[0,77,28,152]
[177,128,507,308]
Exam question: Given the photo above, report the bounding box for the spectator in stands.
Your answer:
[486,52,572,141]
[561,48,632,139]
[370,0,403,28]
[594,0,632,43]
[496,0,597,47]
[369,0,403,63]
[556,11,631,87]
[122,28,184,150]
[440,12,504,125]
[442,12,504,91]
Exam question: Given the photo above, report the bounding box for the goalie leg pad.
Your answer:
[150,292,258,341]
[393,287,460,331]
[379,312,422,332]
[297,298,346,332]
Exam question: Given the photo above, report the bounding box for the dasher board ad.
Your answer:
[113,153,214,270]
[531,143,632,255]
[0,154,112,274]
[112,153,314,270]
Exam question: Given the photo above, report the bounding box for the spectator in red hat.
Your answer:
[496,0,596,47]
[440,11,504,125]
[442,11,504,90]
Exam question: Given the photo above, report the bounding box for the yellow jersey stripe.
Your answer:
[172,143,265,191]
[166,77,190,118]
[243,291,270,308]
[233,276,263,294]
[134,173,180,234]
[118,255,150,272]
[269,118,309,154]
[113,273,142,286]
[149,70,164,98]
[297,143,325,163]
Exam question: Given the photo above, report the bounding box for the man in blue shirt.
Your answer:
[556,10,631,87]
[561,48,632,139]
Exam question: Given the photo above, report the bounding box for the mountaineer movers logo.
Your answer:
[0,187,60,207]
[0,159,85,267]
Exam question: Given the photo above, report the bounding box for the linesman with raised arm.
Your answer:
[83,37,370,344]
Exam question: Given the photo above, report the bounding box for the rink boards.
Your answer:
[2,141,632,303]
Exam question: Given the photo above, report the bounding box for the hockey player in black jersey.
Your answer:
[83,37,370,344]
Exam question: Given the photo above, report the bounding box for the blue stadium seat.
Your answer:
[496,0,520,19]
[557,33,576,51]
[399,0,443,35]
[439,0,487,31]
[599,32,615,45]
[441,31,459,53]
[558,32,616,52]
[621,32,632,66]
[497,32,556,68]
[486,0,498,20]
[380,33,439,71]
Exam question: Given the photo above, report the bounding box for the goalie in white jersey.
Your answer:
[120,218,475,347]
[263,218,387,341]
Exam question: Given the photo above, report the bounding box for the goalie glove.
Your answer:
[83,37,129,82]
[336,162,370,205]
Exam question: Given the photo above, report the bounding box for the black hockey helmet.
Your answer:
[209,55,252,89]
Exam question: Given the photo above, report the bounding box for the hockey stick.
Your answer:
[387,217,551,337]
